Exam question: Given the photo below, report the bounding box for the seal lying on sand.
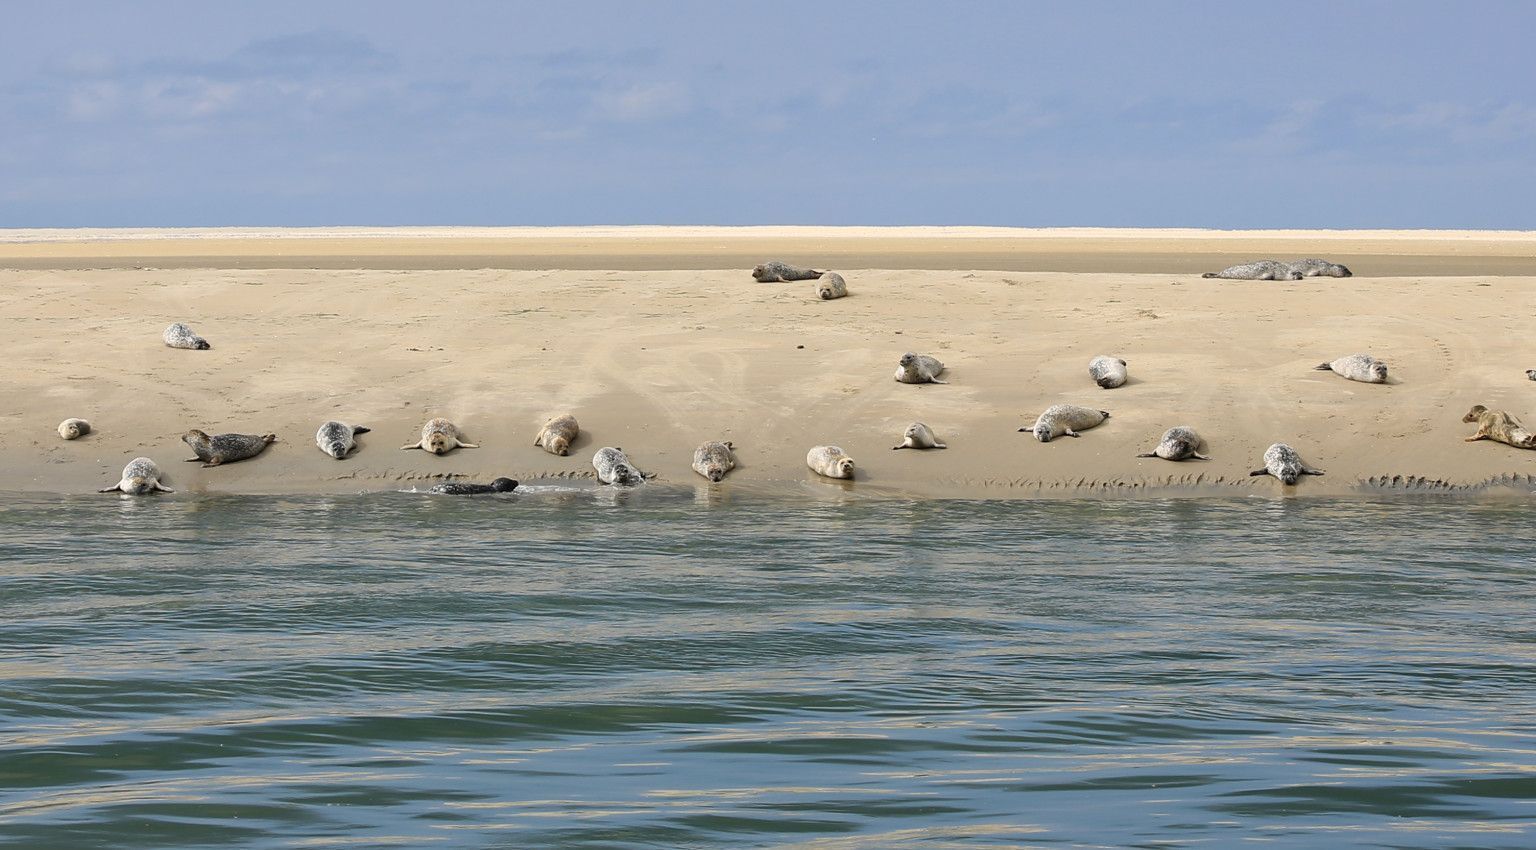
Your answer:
[593,447,644,485]
[1249,443,1324,485]
[316,421,370,459]
[183,429,276,467]
[1526,369,1535,381]
[1137,426,1209,461]
[1021,404,1110,442]
[1088,355,1128,389]
[163,322,211,350]
[892,422,946,450]
[430,477,518,495]
[816,272,848,300]
[1462,405,1536,448]
[753,261,823,282]
[807,445,855,479]
[533,414,580,456]
[1315,354,1389,384]
[99,457,174,494]
[894,352,947,384]
[1202,261,1303,281]
[401,418,478,455]
[58,418,91,440]
[691,440,736,482]
[1288,258,1353,278]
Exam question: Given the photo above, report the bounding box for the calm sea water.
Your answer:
[3,488,1535,849]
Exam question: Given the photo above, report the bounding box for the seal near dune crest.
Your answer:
[1137,426,1209,461]
[1462,405,1536,449]
[892,422,946,450]
[593,447,644,486]
[1021,404,1110,442]
[1315,353,1388,384]
[401,418,478,455]
[1201,260,1303,281]
[183,429,276,467]
[163,322,211,350]
[816,272,848,300]
[99,457,174,494]
[1288,258,1353,278]
[58,418,91,440]
[1249,443,1325,485]
[430,477,518,495]
[1088,355,1128,389]
[894,352,947,384]
[691,440,736,482]
[533,414,580,456]
[752,261,823,282]
[316,421,370,459]
[807,445,856,479]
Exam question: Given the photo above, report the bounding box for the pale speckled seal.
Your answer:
[1462,405,1536,449]
[1021,404,1110,442]
[1137,426,1209,461]
[1202,261,1303,281]
[99,457,174,494]
[892,422,946,450]
[316,421,370,459]
[430,477,518,495]
[58,418,91,440]
[1088,355,1128,389]
[1315,354,1388,384]
[533,414,580,456]
[593,446,644,485]
[163,322,211,350]
[1249,443,1324,485]
[816,272,848,300]
[894,352,947,384]
[807,445,855,479]
[401,418,478,455]
[691,440,736,482]
[183,429,276,467]
[752,261,823,282]
[1288,258,1353,278]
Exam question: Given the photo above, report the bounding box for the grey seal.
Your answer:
[163,322,211,350]
[593,446,644,485]
[1249,443,1325,484]
[1315,354,1388,383]
[99,457,174,494]
[183,429,276,467]
[1463,405,1536,449]
[816,272,848,300]
[691,440,736,482]
[807,445,855,479]
[1288,258,1353,278]
[1202,261,1304,281]
[429,477,518,495]
[401,418,478,455]
[1137,426,1209,461]
[1021,404,1110,442]
[1088,355,1128,389]
[894,352,947,384]
[892,422,946,450]
[533,414,580,456]
[316,421,370,459]
[752,261,823,282]
[58,418,91,440]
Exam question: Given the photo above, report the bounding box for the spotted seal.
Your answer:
[1020,404,1110,442]
[593,446,644,485]
[1088,355,1128,389]
[1526,369,1535,381]
[752,261,823,282]
[429,477,518,495]
[1315,354,1388,384]
[401,418,478,455]
[163,322,211,350]
[1136,426,1209,461]
[533,414,580,456]
[807,445,855,479]
[1249,443,1325,484]
[1201,261,1303,281]
[57,418,91,440]
[183,429,276,467]
[1288,258,1353,278]
[894,352,947,384]
[816,272,848,300]
[691,440,736,482]
[892,422,946,450]
[316,421,370,459]
[1462,405,1536,449]
[99,457,174,494]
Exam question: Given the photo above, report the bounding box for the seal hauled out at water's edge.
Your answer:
[99,457,174,494]
[806,445,856,479]
[429,478,518,495]
[533,414,580,456]
[401,418,478,455]
[593,447,644,485]
[1136,426,1209,461]
[1462,405,1536,449]
[691,441,736,482]
[892,422,946,450]
[316,421,370,459]
[894,352,947,384]
[58,418,91,440]
[816,272,847,300]
[1249,443,1324,485]
[1202,261,1303,281]
[183,429,276,467]
[1021,404,1110,442]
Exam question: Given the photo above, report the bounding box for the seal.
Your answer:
[891,422,946,450]
[401,418,478,455]
[99,457,174,494]
[429,477,518,495]
[1136,426,1209,461]
[1249,443,1325,485]
[57,418,91,440]
[1462,405,1536,449]
[593,447,644,485]
[691,440,737,482]
[533,414,580,457]
[816,272,848,300]
[1526,369,1535,381]
[1020,404,1110,442]
[163,322,211,350]
[1288,258,1353,278]
[807,445,855,479]
[182,429,276,467]
[1315,354,1388,383]
[894,352,947,384]
[1201,261,1304,281]
[752,261,823,282]
[316,421,371,459]
[1088,355,1128,389]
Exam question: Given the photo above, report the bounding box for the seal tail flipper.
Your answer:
[401,443,423,450]
[1314,362,1334,371]
[352,426,371,435]
[1248,468,1268,477]
[1100,410,1110,418]
[1192,452,1211,460]
[154,482,175,493]
[892,444,908,450]
[1136,451,1157,457]
[458,442,480,449]
[933,442,948,449]
[98,484,121,493]
[1304,467,1325,476]
[930,378,949,384]
[1201,272,1219,278]
[184,457,202,462]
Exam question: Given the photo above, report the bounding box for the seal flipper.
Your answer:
[352,426,371,435]
[1302,466,1325,476]
[1314,362,1334,371]
[933,442,948,449]
[1136,451,1157,458]
[153,481,175,493]
[401,442,423,450]
[1191,451,1211,460]
[458,441,480,449]
[1248,468,1268,477]
[892,443,909,450]
[98,484,122,493]
[929,377,949,384]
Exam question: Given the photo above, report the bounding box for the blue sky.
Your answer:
[3,2,1533,228]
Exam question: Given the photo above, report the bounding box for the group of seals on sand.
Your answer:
[756,259,851,301]
[1202,258,1353,280]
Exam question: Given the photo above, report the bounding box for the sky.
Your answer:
[3,2,1534,228]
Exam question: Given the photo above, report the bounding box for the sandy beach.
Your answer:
[2,227,1534,498]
